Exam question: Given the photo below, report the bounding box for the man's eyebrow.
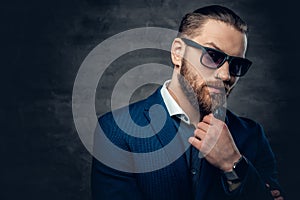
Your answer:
[203,42,223,52]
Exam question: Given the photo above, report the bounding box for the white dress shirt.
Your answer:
[160,80,191,125]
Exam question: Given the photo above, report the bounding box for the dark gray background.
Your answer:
[1,0,299,199]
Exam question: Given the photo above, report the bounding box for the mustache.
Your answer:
[201,81,231,92]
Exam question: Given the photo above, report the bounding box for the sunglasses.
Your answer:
[180,38,252,77]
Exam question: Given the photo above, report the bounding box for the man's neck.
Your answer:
[167,81,201,128]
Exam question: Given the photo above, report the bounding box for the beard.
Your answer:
[178,60,228,120]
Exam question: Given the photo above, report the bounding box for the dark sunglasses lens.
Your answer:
[230,58,251,76]
[201,49,225,68]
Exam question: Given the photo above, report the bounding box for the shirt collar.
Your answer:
[160,80,190,124]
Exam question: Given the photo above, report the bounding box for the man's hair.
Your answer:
[178,5,248,38]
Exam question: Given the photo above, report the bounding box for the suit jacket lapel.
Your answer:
[142,88,190,177]
[142,87,178,148]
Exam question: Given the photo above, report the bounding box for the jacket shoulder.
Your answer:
[226,109,262,130]
[98,87,163,126]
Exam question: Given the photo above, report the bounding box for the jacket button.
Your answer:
[190,168,197,175]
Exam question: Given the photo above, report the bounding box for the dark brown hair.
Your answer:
[178,5,248,38]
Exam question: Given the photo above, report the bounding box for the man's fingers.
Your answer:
[266,184,284,199]
[197,121,210,131]
[202,114,213,124]
[188,136,202,150]
[194,128,205,140]
[274,196,284,200]
[271,190,281,197]
[202,113,221,125]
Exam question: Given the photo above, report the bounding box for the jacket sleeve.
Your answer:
[221,123,284,200]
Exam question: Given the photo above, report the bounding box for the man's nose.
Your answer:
[214,61,231,81]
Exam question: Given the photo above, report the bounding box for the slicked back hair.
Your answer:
[178,5,248,38]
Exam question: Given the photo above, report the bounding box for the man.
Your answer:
[91,5,284,200]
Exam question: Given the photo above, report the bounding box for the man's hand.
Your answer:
[266,184,284,200]
[188,113,241,172]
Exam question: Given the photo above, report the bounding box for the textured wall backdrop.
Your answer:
[1,0,298,199]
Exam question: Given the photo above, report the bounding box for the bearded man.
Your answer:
[91,5,284,200]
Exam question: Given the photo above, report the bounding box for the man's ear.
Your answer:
[171,38,185,69]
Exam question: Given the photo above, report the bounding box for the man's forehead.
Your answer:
[190,19,247,57]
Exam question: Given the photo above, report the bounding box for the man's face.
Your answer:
[177,19,247,116]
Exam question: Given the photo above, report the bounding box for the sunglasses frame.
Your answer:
[180,38,252,77]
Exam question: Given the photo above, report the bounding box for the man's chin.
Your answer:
[200,94,226,112]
